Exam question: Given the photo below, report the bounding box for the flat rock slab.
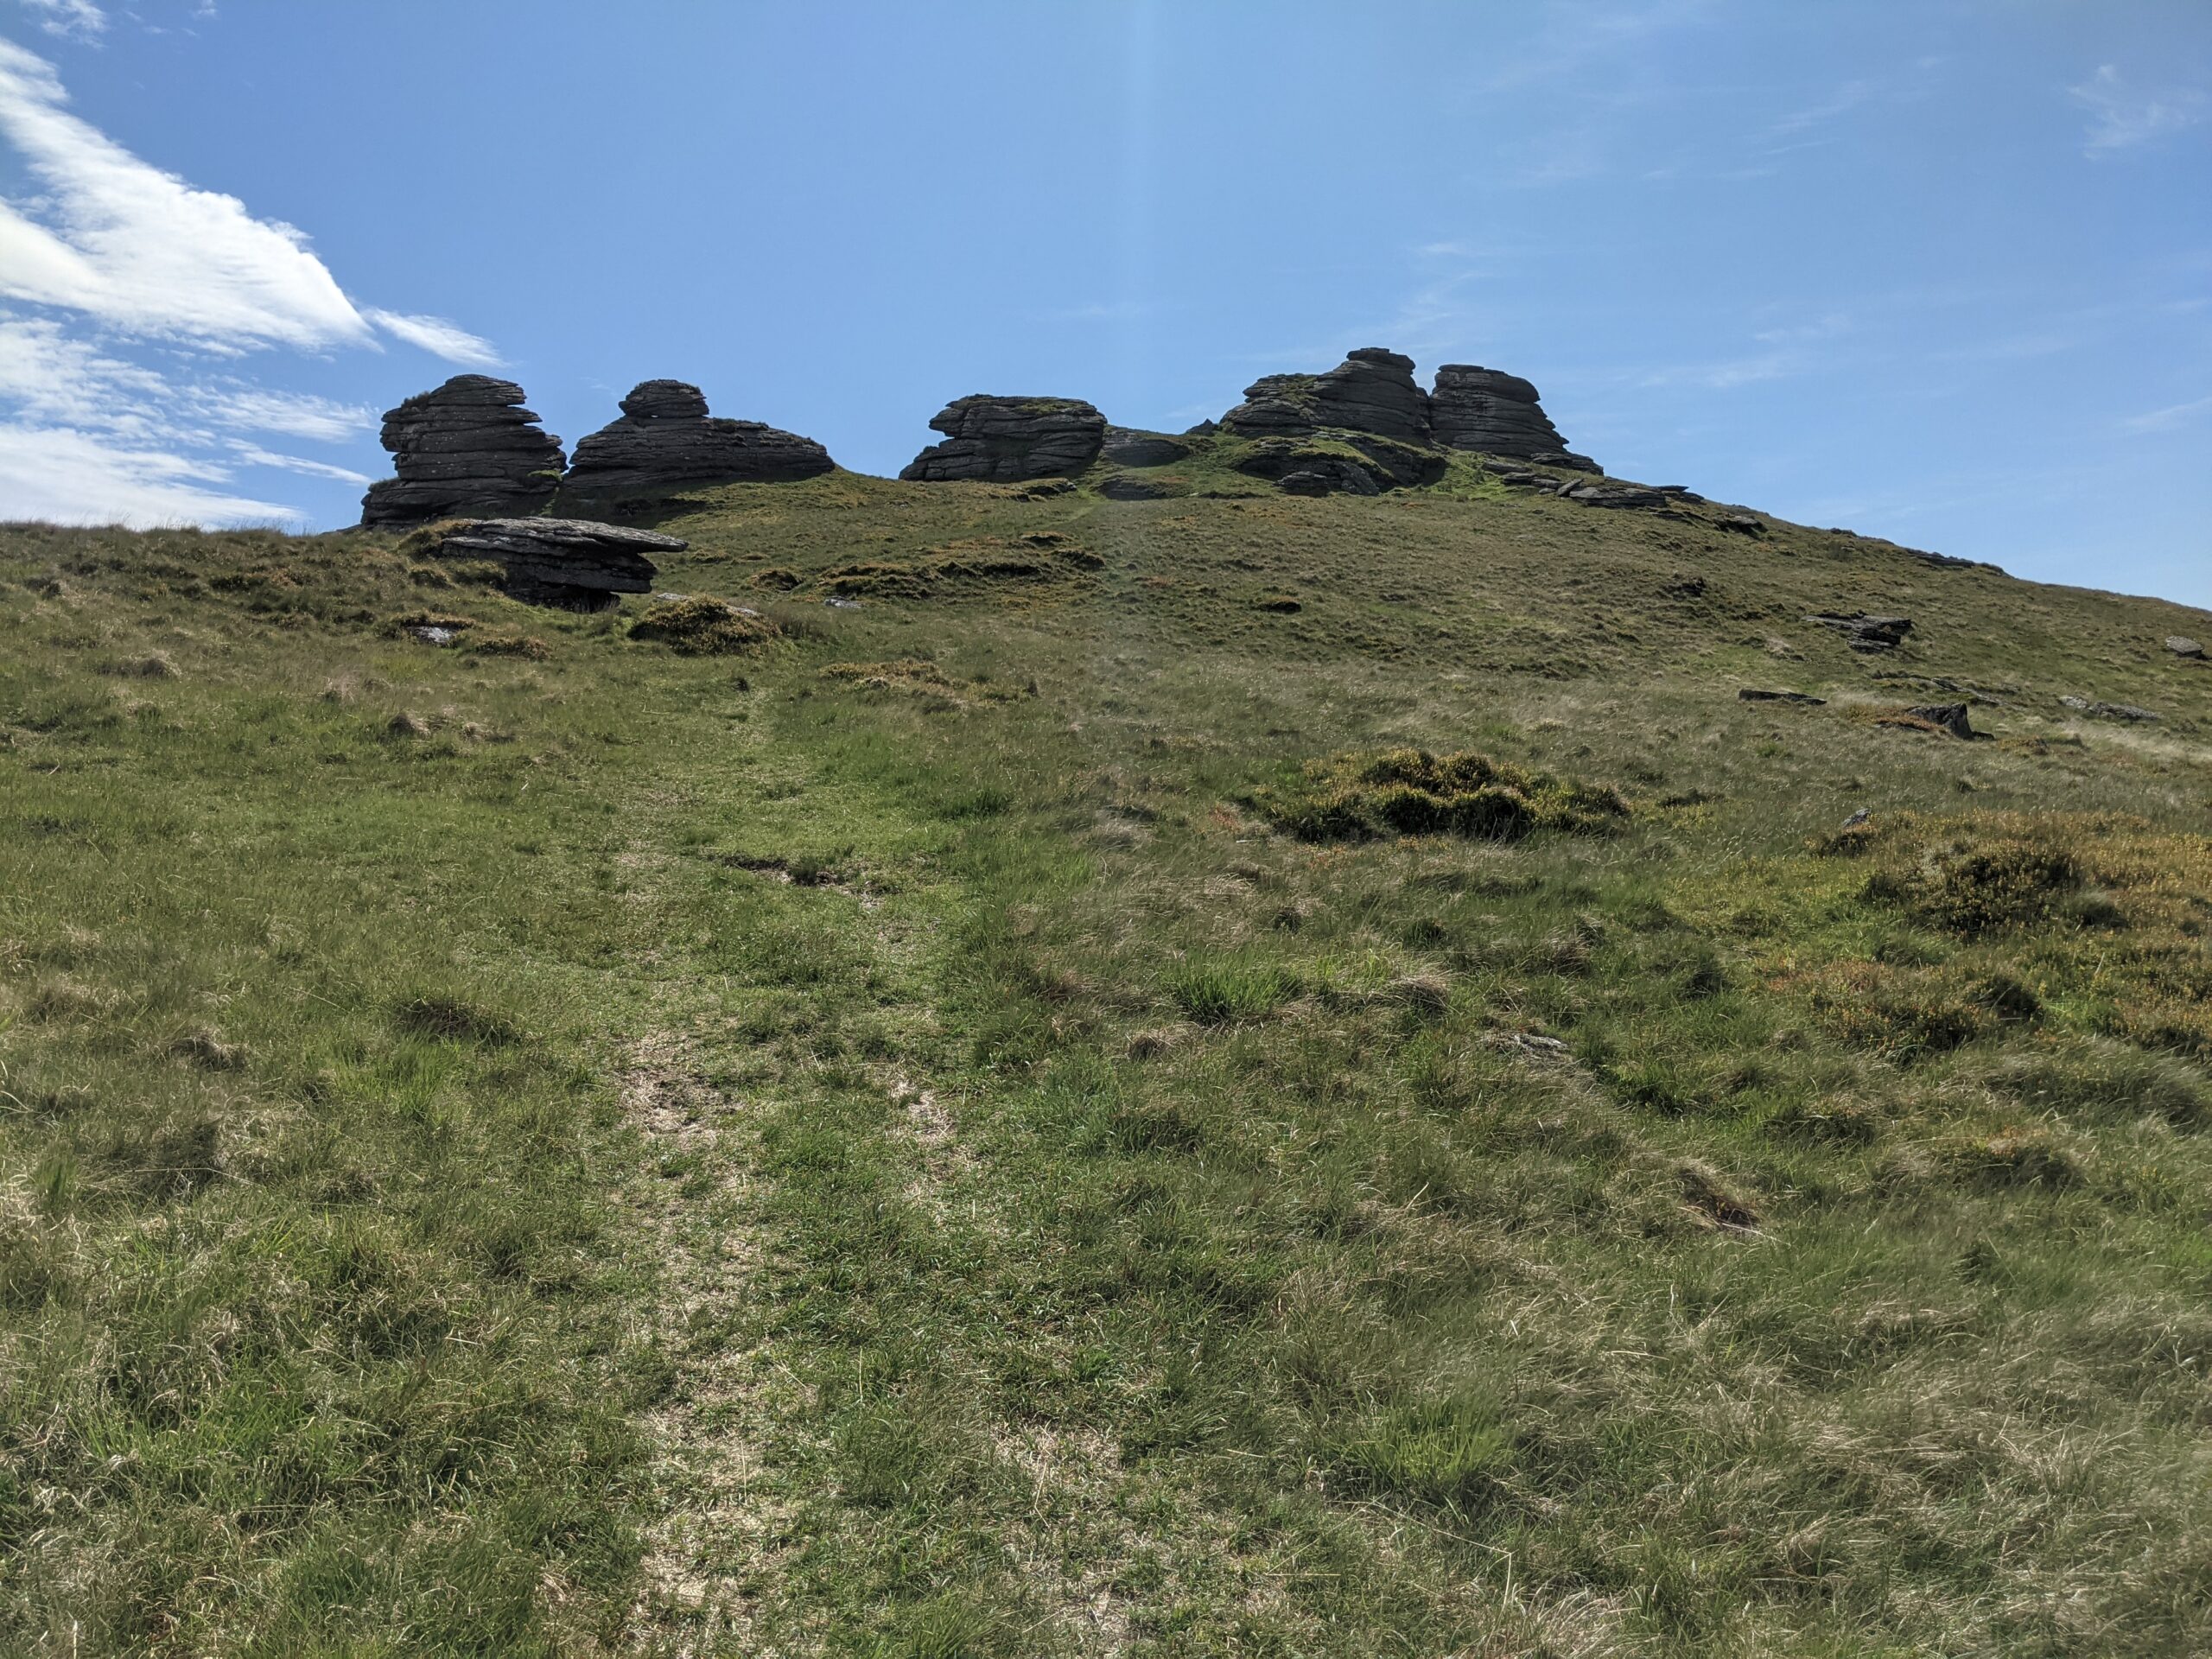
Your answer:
[1738,689,1827,705]
[2167,635,2206,659]
[435,518,685,601]
[1902,702,1976,739]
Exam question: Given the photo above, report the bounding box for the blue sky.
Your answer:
[1,1,2206,607]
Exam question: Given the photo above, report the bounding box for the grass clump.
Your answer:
[1249,747,1628,842]
[627,595,779,654]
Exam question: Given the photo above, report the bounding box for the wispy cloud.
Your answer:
[15,0,105,41]
[2069,65,2208,156]
[0,37,489,524]
[361,307,501,367]
[2120,394,2212,434]
[0,422,295,526]
[224,441,370,485]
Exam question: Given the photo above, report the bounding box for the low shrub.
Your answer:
[1249,747,1628,844]
[628,596,779,655]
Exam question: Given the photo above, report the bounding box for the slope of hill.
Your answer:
[3,463,2209,1656]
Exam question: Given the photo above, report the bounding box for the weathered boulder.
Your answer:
[1222,347,1431,445]
[1101,428,1191,467]
[1738,689,1827,705]
[2167,635,2206,660]
[1903,702,1975,739]
[429,517,684,609]
[562,379,833,505]
[900,396,1106,482]
[361,376,566,527]
[1429,365,1599,472]
[1808,612,1913,652]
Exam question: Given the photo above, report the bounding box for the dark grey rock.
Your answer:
[360,375,566,527]
[1739,689,1826,705]
[1718,512,1766,536]
[1428,364,1599,472]
[1231,441,1381,496]
[1808,612,1914,652]
[562,380,833,505]
[900,395,1106,482]
[429,517,684,609]
[1558,480,1668,510]
[1904,702,1975,739]
[1101,428,1190,467]
[1221,347,1430,445]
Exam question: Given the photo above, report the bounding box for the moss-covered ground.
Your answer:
[3,465,2209,1655]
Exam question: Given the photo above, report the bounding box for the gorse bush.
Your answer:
[1249,747,1628,842]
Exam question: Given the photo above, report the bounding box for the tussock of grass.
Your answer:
[627,595,779,654]
[1249,746,1629,842]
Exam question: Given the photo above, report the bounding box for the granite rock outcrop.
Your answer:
[901,396,1106,482]
[1211,348,1598,483]
[1429,365,1599,472]
[562,379,834,505]
[360,376,566,528]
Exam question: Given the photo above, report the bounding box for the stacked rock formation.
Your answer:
[1211,348,1599,494]
[429,518,685,610]
[562,379,834,505]
[1221,347,1434,445]
[900,397,1107,482]
[1429,365,1599,472]
[360,376,566,527]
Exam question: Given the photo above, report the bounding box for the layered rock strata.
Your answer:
[562,379,833,504]
[360,376,566,528]
[431,518,684,609]
[1429,365,1599,472]
[900,397,1106,481]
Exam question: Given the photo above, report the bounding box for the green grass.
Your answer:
[2,474,2210,1656]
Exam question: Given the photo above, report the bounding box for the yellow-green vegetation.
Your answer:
[3,465,2209,1656]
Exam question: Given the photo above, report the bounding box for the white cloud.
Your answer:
[0,423,296,526]
[225,441,370,484]
[2070,65,2208,156]
[361,307,501,367]
[0,40,495,527]
[192,385,372,442]
[0,37,369,347]
[16,1,106,41]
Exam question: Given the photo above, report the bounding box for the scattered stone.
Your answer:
[1739,688,1826,705]
[2167,635,2206,660]
[1485,1030,1573,1061]
[824,595,862,609]
[1429,364,1599,471]
[900,395,1106,481]
[1718,512,1766,536]
[1808,612,1913,652]
[1255,594,1303,612]
[561,379,833,505]
[2060,696,2158,722]
[1841,808,1872,829]
[409,625,460,646]
[428,517,684,609]
[1902,702,1975,739]
[360,375,566,528]
[1101,428,1190,467]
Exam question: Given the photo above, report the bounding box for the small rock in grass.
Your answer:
[2164,635,2204,659]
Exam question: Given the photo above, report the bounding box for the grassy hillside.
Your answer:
[3,465,2210,1656]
